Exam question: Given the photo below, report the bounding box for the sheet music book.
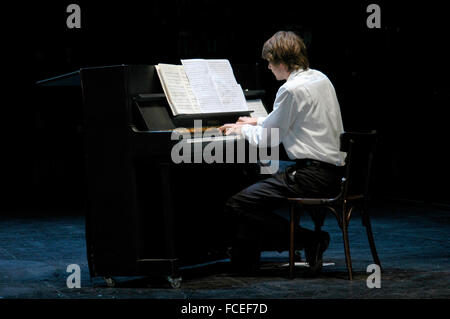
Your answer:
[156,59,248,116]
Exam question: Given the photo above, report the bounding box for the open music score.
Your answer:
[156,59,249,116]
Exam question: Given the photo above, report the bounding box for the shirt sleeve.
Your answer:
[240,85,302,147]
[256,116,266,126]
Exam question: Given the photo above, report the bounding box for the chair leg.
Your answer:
[289,203,296,279]
[342,207,353,280]
[363,212,382,269]
[294,210,301,229]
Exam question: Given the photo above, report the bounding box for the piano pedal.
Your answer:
[104,277,116,288]
[167,276,182,289]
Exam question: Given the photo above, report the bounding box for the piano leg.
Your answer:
[160,163,176,259]
[161,163,181,286]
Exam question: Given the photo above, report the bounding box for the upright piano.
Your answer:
[37,64,266,287]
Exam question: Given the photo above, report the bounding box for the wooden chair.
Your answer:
[287,131,381,280]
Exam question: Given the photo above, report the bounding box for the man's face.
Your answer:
[268,61,290,81]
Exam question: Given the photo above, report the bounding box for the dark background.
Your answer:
[1,0,449,213]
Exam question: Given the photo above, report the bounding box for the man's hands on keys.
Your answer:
[219,123,242,136]
[237,116,258,126]
[219,116,258,136]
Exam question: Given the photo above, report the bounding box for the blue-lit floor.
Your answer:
[1,200,449,299]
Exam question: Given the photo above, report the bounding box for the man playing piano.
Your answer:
[219,31,346,275]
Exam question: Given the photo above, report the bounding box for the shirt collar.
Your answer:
[287,68,305,81]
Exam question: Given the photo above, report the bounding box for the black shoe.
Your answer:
[305,231,330,276]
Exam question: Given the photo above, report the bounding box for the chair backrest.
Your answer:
[339,131,378,200]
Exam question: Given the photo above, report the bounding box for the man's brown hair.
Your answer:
[261,31,309,71]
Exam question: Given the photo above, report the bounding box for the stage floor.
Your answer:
[1,200,449,299]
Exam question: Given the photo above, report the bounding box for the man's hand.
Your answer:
[219,123,242,136]
[237,116,258,126]
[219,117,258,135]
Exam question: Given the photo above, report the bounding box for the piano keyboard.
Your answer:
[187,135,242,144]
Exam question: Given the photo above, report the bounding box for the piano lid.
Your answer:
[36,70,80,87]
[35,65,127,87]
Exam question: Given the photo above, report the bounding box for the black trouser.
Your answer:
[224,159,343,254]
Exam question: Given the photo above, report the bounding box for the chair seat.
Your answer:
[287,196,340,205]
[287,193,364,205]
[347,194,364,201]
[287,198,333,205]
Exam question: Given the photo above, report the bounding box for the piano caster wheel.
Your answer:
[167,276,182,289]
[104,277,116,288]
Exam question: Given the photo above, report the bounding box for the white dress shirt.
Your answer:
[241,68,346,166]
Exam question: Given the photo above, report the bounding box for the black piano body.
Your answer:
[37,64,266,285]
